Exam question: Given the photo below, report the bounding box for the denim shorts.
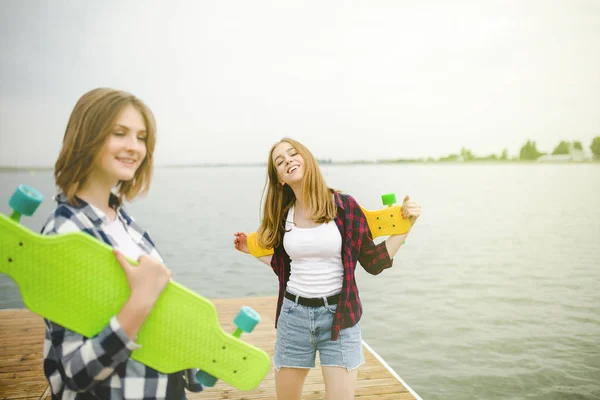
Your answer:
[273,296,365,371]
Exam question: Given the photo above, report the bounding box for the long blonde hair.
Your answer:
[257,138,337,249]
[54,88,156,206]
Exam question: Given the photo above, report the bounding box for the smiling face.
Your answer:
[92,104,148,185]
[260,138,336,248]
[272,141,305,186]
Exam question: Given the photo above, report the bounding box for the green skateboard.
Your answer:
[0,185,271,391]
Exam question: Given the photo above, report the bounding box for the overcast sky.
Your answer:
[1,0,598,166]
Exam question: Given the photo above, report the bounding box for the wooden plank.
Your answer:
[0,297,418,400]
[0,310,47,400]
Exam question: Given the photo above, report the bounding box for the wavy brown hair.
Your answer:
[257,138,337,249]
[54,88,156,206]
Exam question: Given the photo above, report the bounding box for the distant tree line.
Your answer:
[519,137,599,160]
[437,136,600,162]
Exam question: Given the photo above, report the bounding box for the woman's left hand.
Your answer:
[401,195,421,226]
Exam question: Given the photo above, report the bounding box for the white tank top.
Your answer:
[283,204,344,298]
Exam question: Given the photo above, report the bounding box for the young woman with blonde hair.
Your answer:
[234,138,422,400]
[41,88,197,399]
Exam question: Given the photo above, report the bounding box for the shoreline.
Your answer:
[1,159,599,172]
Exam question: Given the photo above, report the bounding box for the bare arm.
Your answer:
[257,255,273,266]
[234,231,273,266]
[385,195,421,259]
[358,194,421,274]
[384,232,409,259]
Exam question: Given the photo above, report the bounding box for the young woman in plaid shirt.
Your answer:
[41,88,196,399]
[234,138,421,400]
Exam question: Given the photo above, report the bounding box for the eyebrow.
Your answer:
[274,147,295,162]
[114,124,147,134]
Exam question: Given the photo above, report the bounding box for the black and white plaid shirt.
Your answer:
[40,193,197,400]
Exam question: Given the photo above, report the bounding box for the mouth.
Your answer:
[116,157,137,166]
[287,165,299,174]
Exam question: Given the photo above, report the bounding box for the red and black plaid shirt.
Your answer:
[270,191,393,341]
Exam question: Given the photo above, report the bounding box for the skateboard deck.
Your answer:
[0,189,271,391]
[247,194,411,257]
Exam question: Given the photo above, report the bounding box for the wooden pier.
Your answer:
[0,297,421,399]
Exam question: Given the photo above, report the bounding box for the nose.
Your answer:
[125,133,143,152]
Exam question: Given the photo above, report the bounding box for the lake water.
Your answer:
[1,164,599,400]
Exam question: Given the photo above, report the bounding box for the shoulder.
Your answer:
[334,192,368,230]
[118,208,158,248]
[40,203,89,235]
[334,191,359,209]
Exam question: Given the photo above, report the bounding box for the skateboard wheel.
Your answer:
[234,306,260,333]
[381,193,396,206]
[9,185,43,216]
[196,370,218,387]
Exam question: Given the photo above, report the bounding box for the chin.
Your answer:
[293,172,305,181]
[116,171,137,181]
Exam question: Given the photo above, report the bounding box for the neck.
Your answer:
[290,184,307,214]
[76,173,118,218]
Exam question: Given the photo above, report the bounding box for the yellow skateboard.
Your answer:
[0,185,271,391]
[247,193,410,257]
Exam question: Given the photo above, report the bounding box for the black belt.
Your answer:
[285,291,340,308]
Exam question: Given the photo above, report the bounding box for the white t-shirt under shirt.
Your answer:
[283,204,344,298]
[104,215,147,261]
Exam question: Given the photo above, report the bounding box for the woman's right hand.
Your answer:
[234,232,250,254]
[114,249,171,305]
[113,249,172,339]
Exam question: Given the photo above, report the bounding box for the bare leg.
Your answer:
[275,367,310,400]
[322,366,359,400]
